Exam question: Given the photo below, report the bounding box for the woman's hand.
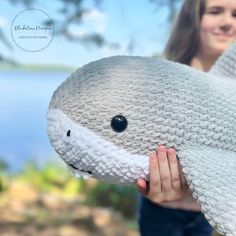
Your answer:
[136,145,188,203]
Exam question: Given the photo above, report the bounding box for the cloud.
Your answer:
[68,8,106,37]
[82,9,106,33]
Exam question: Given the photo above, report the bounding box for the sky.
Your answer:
[0,0,176,67]
[0,0,182,170]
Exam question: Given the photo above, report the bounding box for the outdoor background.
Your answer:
[0,0,221,235]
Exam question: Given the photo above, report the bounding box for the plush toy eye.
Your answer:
[67,130,71,137]
[111,115,128,132]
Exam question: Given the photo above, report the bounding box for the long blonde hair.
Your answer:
[164,0,206,64]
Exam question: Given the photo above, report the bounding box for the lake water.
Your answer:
[0,70,71,171]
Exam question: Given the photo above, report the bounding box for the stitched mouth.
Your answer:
[68,163,93,175]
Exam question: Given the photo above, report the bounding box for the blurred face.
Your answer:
[199,0,236,56]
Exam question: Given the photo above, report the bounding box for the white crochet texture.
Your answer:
[48,42,236,236]
[47,109,149,183]
[179,147,236,235]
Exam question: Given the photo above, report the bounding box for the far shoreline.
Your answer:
[0,63,76,72]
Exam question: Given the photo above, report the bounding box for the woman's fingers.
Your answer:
[149,151,162,196]
[136,178,148,195]
[167,148,182,191]
[136,145,186,203]
[157,145,172,192]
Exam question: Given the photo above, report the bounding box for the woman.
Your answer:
[136,0,236,235]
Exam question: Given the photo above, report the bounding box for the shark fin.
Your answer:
[209,41,236,80]
[178,146,236,235]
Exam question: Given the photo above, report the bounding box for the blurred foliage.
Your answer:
[0,159,8,173]
[1,0,182,63]
[17,161,86,197]
[85,182,137,219]
[0,160,137,218]
[1,0,115,63]
[150,0,181,25]
[0,159,8,192]
[0,176,8,192]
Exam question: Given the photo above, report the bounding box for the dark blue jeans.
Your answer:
[137,195,213,236]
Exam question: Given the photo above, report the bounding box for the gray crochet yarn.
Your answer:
[47,42,236,236]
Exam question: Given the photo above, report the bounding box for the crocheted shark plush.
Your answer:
[47,42,236,235]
